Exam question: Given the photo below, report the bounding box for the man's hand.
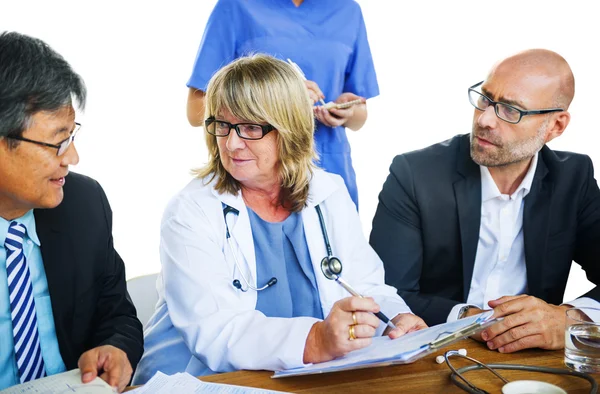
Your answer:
[480,295,570,353]
[78,345,133,393]
[386,313,428,339]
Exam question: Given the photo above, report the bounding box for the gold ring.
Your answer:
[352,312,358,325]
[349,324,357,341]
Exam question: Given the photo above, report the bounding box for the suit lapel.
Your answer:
[453,136,482,300]
[523,152,551,297]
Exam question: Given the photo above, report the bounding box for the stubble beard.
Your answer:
[470,120,548,167]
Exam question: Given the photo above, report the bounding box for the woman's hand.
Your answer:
[385,313,428,339]
[314,93,367,129]
[303,296,381,364]
[304,80,325,105]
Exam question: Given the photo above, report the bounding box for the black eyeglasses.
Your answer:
[204,117,274,140]
[468,81,564,124]
[6,122,81,156]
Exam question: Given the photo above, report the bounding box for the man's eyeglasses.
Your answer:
[6,122,81,156]
[468,81,564,124]
[204,117,274,140]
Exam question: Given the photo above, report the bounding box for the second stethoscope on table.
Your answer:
[440,349,597,394]
[223,203,396,329]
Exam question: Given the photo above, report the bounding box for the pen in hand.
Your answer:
[286,58,327,106]
[335,276,397,330]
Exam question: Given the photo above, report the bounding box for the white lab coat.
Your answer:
[133,169,410,383]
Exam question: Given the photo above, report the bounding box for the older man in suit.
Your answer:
[370,49,600,354]
[0,32,142,391]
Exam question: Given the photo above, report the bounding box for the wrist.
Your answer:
[459,305,482,319]
[303,322,327,364]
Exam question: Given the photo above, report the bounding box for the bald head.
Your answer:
[490,49,575,109]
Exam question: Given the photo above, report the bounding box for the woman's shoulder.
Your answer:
[163,177,221,221]
[177,176,218,201]
[308,169,350,206]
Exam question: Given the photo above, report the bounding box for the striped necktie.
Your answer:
[4,221,46,383]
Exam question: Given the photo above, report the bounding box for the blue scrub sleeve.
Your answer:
[187,0,239,91]
[343,5,379,100]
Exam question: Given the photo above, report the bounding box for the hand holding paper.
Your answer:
[387,313,428,339]
[0,369,116,394]
[78,345,133,393]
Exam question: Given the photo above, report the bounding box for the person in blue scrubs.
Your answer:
[186,0,379,208]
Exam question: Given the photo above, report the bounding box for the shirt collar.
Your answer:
[0,210,41,246]
[480,152,539,202]
[211,168,340,210]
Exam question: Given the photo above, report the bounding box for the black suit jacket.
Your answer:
[370,134,600,326]
[33,173,143,371]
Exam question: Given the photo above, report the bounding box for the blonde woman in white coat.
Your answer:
[133,54,426,383]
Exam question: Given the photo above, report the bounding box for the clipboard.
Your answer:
[272,311,497,378]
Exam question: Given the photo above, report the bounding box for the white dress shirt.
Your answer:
[448,153,600,321]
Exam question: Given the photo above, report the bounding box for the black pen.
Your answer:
[334,276,397,330]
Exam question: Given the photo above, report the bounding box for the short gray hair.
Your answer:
[0,31,86,147]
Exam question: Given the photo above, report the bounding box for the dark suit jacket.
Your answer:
[33,173,143,371]
[370,134,600,326]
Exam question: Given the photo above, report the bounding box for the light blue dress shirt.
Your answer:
[0,211,66,390]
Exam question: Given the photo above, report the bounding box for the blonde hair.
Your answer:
[194,54,317,212]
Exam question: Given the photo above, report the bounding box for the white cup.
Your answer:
[501,380,566,394]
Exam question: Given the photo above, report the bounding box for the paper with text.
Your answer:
[128,371,289,394]
[0,369,115,394]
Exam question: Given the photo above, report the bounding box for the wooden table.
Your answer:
[196,339,596,393]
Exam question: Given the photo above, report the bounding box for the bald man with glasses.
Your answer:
[370,49,600,354]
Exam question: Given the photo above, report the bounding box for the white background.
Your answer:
[2,1,599,301]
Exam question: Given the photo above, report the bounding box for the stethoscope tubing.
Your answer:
[223,205,276,292]
[444,351,598,394]
[224,203,338,292]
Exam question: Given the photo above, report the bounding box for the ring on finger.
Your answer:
[348,324,357,341]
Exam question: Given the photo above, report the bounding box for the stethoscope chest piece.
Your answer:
[321,256,343,280]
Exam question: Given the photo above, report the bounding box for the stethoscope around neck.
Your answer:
[222,204,343,292]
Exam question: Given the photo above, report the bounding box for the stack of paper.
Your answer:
[128,372,288,394]
[0,369,115,393]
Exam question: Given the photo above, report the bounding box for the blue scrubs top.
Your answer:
[187,0,379,208]
[248,209,323,319]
